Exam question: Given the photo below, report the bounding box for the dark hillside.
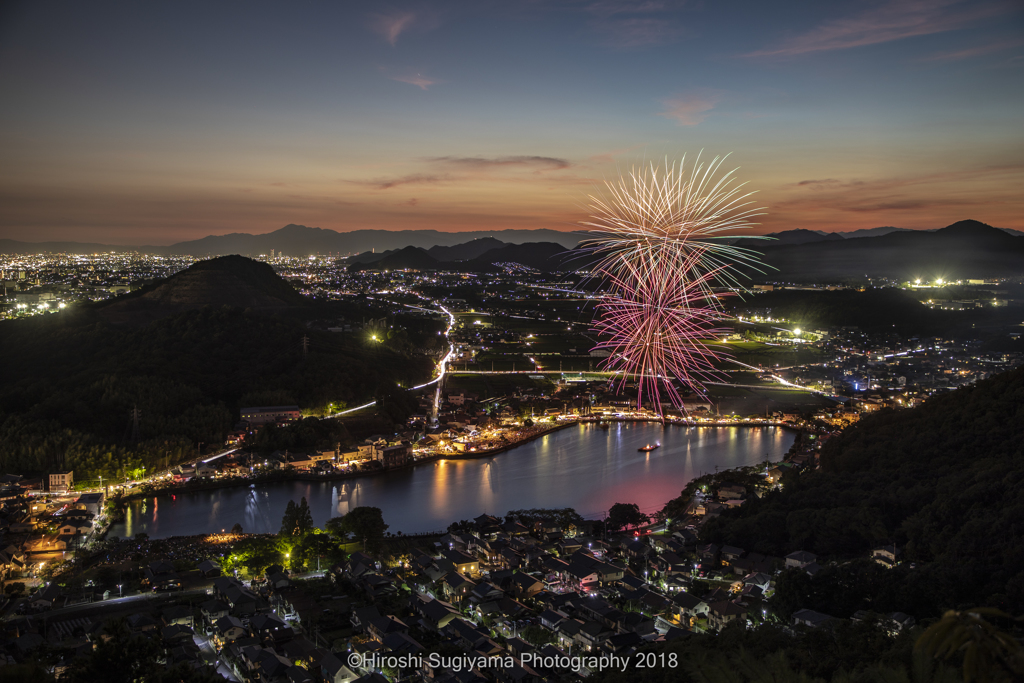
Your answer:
[728,287,979,334]
[349,246,440,271]
[427,237,508,261]
[0,261,433,480]
[699,365,1024,614]
[755,220,1024,281]
[97,254,308,324]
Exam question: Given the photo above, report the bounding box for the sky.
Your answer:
[0,0,1022,245]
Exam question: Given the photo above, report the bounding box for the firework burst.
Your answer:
[583,154,768,414]
[581,153,767,299]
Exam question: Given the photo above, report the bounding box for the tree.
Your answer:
[281,498,314,536]
[607,502,649,532]
[280,500,297,536]
[520,625,555,647]
[329,507,388,551]
[230,522,243,534]
[916,608,1024,683]
[295,497,314,535]
[3,582,25,596]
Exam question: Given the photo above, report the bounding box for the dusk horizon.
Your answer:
[1,2,1023,681]
[2,0,1022,244]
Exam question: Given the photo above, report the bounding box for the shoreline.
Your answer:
[109,419,801,513]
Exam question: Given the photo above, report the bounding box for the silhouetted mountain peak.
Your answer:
[98,255,307,324]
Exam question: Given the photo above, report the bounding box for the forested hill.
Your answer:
[701,365,1024,614]
[0,260,435,481]
[97,254,308,325]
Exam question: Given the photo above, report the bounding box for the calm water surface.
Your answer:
[109,423,794,538]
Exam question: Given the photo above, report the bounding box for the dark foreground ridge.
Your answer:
[96,255,308,325]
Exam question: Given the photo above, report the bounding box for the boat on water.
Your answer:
[638,442,660,452]
[598,422,610,430]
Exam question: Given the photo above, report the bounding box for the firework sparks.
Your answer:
[583,154,768,414]
[581,153,768,298]
[592,256,732,409]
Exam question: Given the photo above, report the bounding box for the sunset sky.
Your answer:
[1,0,1022,244]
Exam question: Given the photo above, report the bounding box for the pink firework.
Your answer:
[591,256,732,412]
[583,155,766,414]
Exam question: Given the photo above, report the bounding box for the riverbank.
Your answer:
[112,419,584,508]
[113,418,804,506]
[107,423,796,538]
[445,420,577,460]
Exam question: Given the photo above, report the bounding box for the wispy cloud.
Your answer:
[345,174,449,190]
[371,10,417,46]
[921,37,1024,62]
[795,178,843,189]
[746,0,1010,58]
[428,155,571,171]
[658,91,723,125]
[776,165,1024,215]
[586,0,685,48]
[391,74,437,90]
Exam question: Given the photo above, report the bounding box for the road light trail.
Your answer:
[327,301,456,418]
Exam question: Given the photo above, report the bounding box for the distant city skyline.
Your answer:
[1,0,1022,244]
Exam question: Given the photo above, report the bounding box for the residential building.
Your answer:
[49,471,73,494]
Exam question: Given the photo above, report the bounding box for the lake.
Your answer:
[109,422,795,538]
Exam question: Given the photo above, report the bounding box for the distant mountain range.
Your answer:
[2,222,1021,256]
[751,220,1024,281]
[0,226,586,256]
[349,241,571,273]
[1,220,1021,281]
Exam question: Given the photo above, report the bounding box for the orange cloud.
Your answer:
[371,10,416,46]
[658,91,722,125]
[391,74,437,90]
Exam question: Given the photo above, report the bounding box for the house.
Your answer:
[742,572,772,594]
[793,608,836,629]
[214,616,248,644]
[441,572,476,603]
[144,560,180,590]
[161,605,194,628]
[161,624,195,645]
[671,592,709,626]
[321,652,359,683]
[367,615,408,643]
[413,596,460,631]
[31,582,62,610]
[872,544,902,567]
[785,551,818,569]
[443,548,480,577]
[198,559,222,577]
[201,599,230,627]
[720,545,745,565]
[251,613,294,645]
[58,521,92,536]
[707,600,747,631]
[74,492,104,515]
[510,572,544,600]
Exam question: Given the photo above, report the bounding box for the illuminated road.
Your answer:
[326,299,456,418]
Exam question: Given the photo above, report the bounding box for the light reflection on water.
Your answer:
[110,424,794,538]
